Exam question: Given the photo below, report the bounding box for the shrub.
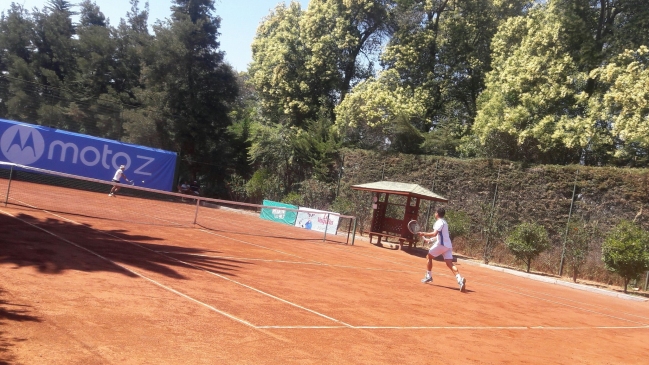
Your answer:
[445,210,471,240]
[602,220,649,293]
[563,220,596,282]
[505,222,550,273]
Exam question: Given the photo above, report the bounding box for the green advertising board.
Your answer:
[260,200,298,225]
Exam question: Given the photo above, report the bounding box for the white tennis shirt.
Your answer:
[113,169,124,181]
[433,219,452,248]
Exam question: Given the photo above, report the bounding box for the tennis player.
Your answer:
[419,207,467,292]
[108,165,132,197]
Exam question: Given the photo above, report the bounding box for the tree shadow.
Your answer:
[0,212,250,280]
[0,288,41,365]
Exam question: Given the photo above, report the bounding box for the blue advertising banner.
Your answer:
[0,118,177,191]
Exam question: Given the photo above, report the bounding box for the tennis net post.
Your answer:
[4,164,13,207]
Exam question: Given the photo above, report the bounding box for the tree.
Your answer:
[505,222,550,273]
[582,46,649,165]
[0,3,38,122]
[381,0,530,156]
[250,0,392,128]
[563,219,596,282]
[143,0,238,184]
[470,3,589,164]
[334,69,429,151]
[468,0,649,166]
[602,220,649,293]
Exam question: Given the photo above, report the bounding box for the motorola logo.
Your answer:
[0,124,46,165]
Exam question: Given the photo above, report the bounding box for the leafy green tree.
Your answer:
[505,222,550,273]
[563,219,596,282]
[471,3,588,164]
[381,0,530,155]
[250,0,392,128]
[602,220,649,293]
[0,3,38,122]
[143,0,238,182]
[583,46,649,166]
[334,69,429,151]
[469,0,649,165]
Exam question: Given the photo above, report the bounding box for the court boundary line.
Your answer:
[4,203,649,332]
[11,204,355,329]
[255,325,649,330]
[196,224,649,327]
[157,251,418,274]
[0,208,257,330]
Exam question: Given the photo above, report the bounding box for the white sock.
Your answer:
[456,274,462,281]
[427,271,431,278]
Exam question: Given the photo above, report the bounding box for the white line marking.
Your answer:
[256,325,649,330]
[12,206,355,329]
[7,202,648,331]
[0,208,256,329]
[199,229,318,262]
[157,251,416,274]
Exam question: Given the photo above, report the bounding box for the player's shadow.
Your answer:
[432,285,475,294]
[0,288,41,365]
[401,246,460,262]
[0,212,249,280]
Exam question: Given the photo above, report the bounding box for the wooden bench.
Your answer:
[368,231,415,249]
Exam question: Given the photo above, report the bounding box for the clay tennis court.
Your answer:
[1,181,648,364]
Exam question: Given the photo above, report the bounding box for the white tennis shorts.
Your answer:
[428,242,453,260]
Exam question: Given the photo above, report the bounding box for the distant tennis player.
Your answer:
[419,207,467,292]
[108,165,132,197]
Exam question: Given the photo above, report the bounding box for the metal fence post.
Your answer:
[323,213,330,242]
[4,165,14,207]
[484,166,501,264]
[193,198,200,225]
[351,217,357,246]
[644,271,649,292]
[346,218,352,245]
[559,170,579,277]
[424,160,440,232]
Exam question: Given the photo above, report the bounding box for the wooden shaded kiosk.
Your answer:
[351,181,448,249]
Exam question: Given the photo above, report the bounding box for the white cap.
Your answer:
[120,165,125,169]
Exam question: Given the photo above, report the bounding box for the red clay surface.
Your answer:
[1,181,648,364]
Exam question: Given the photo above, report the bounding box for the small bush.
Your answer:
[445,210,471,240]
[602,220,649,293]
[505,222,550,273]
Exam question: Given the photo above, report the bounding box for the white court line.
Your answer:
[0,208,256,329]
[7,202,648,331]
[197,221,649,327]
[199,228,322,263]
[256,325,649,330]
[11,205,354,329]
[156,251,417,274]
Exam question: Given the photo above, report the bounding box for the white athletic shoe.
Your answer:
[108,193,114,197]
[421,276,432,284]
[459,277,467,292]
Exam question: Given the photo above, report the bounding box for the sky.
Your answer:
[1,0,311,71]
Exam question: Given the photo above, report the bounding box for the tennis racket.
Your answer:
[127,180,135,186]
[407,220,420,235]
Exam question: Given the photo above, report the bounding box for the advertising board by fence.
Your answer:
[0,118,177,191]
[294,207,340,235]
[260,200,298,225]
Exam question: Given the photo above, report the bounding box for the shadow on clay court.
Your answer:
[0,288,40,365]
[0,212,249,280]
[428,284,475,294]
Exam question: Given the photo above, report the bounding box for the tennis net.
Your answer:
[0,162,357,244]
